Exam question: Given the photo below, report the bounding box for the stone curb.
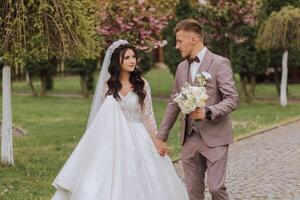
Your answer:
[234,117,300,142]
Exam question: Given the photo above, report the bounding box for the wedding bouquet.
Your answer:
[174,72,212,114]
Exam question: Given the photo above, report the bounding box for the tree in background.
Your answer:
[195,0,268,103]
[230,29,269,103]
[66,59,98,97]
[25,58,58,96]
[257,0,300,95]
[162,0,196,75]
[259,0,300,17]
[1,0,28,166]
[0,0,99,166]
[97,0,175,72]
[24,0,100,96]
[196,0,257,57]
[256,6,300,107]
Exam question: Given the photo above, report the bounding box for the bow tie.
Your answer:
[187,56,200,64]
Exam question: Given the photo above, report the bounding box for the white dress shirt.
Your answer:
[190,47,207,81]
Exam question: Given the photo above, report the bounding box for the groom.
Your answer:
[155,19,239,200]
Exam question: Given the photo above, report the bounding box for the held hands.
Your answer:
[190,107,206,121]
[154,138,170,156]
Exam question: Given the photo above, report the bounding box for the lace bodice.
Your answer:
[117,91,143,123]
[101,80,158,136]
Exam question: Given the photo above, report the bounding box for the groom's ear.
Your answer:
[191,32,201,44]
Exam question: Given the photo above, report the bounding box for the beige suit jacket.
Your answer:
[157,49,239,147]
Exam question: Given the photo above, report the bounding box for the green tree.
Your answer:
[0,0,27,166]
[24,0,100,96]
[259,0,300,18]
[66,59,98,97]
[0,0,100,166]
[230,28,269,103]
[163,0,196,75]
[195,0,266,103]
[98,0,174,72]
[257,0,300,95]
[256,6,300,106]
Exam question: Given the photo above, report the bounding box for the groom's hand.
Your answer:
[154,138,170,156]
[190,107,206,121]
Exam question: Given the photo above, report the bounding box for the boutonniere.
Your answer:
[195,72,212,86]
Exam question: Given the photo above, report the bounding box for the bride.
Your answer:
[51,39,188,200]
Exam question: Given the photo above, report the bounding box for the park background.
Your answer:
[1,0,300,199]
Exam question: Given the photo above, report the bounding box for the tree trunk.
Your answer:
[26,71,37,96]
[239,74,250,103]
[1,65,14,166]
[280,50,288,107]
[154,47,167,69]
[60,60,65,77]
[17,64,22,80]
[11,65,16,81]
[40,75,47,96]
[157,47,164,63]
[274,65,280,96]
[249,74,256,103]
[80,75,89,97]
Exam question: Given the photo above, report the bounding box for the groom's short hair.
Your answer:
[175,19,204,39]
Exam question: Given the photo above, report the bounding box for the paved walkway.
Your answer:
[174,120,300,200]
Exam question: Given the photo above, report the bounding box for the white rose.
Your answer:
[201,72,212,80]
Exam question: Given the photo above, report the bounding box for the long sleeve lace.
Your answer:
[142,80,158,137]
[100,82,109,101]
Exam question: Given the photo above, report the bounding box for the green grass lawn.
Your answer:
[1,94,300,199]
[254,83,300,100]
[11,69,175,97]
[12,76,83,95]
[1,68,300,199]
[11,68,300,100]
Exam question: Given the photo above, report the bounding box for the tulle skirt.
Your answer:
[51,96,188,200]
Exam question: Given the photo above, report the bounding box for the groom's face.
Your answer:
[175,30,194,59]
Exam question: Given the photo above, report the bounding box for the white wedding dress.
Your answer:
[52,81,188,200]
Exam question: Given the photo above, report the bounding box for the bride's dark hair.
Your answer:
[106,44,146,105]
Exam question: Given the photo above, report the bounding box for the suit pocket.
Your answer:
[209,114,229,124]
[205,78,216,95]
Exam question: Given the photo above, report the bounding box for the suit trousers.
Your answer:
[182,131,229,200]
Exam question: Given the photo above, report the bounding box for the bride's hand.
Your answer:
[154,138,170,156]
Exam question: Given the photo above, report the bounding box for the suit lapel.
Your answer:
[198,49,213,74]
[181,60,190,85]
[181,49,213,85]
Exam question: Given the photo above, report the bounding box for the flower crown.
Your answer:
[107,39,129,53]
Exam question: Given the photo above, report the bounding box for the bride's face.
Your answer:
[120,49,136,73]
